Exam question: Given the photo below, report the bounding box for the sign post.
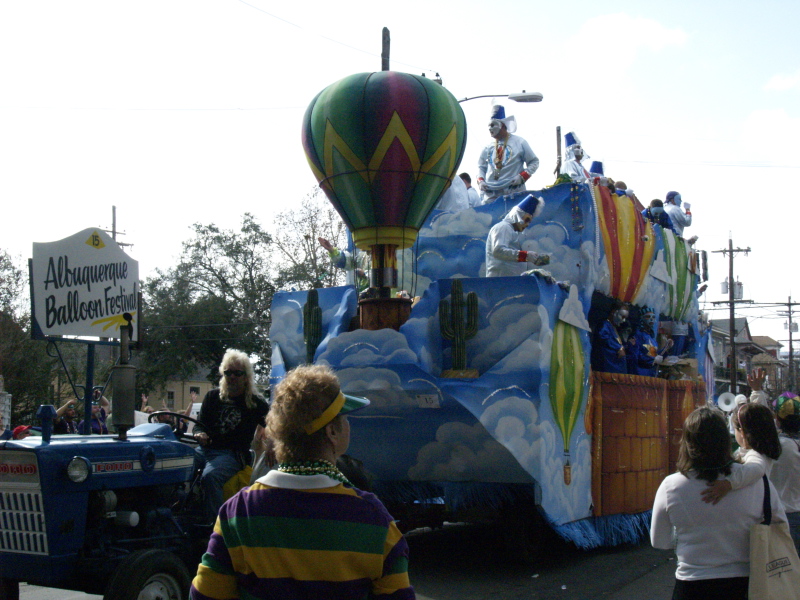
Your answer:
[30,228,140,433]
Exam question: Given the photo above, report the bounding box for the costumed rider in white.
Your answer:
[477,105,539,203]
[434,173,470,213]
[663,191,696,243]
[485,194,550,277]
[560,131,590,183]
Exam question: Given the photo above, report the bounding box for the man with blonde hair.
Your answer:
[193,349,269,521]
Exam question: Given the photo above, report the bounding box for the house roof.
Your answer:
[752,352,787,366]
[752,335,782,349]
[710,317,754,344]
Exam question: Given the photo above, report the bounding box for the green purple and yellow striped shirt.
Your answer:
[190,471,414,599]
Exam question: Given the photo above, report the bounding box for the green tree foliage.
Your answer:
[272,188,349,291]
[0,250,57,425]
[138,214,275,388]
[0,250,24,315]
[137,190,351,389]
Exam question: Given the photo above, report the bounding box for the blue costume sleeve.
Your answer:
[626,330,657,376]
[592,320,627,374]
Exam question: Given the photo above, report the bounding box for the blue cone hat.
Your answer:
[565,131,581,147]
[589,161,604,175]
[491,105,517,133]
[516,194,545,219]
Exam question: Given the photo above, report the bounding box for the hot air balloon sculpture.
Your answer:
[659,229,694,321]
[595,185,655,303]
[549,320,587,485]
[302,72,466,328]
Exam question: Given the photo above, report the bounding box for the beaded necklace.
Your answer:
[277,459,352,486]
[492,137,509,176]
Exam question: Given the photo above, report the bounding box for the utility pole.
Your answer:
[778,296,800,391]
[105,205,133,363]
[711,237,750,394]
[381,27,390,71]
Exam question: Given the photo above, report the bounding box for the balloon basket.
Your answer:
[359,297,412,331]
[563,462,571,485]
[441,369,479,379]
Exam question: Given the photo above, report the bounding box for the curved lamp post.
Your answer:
[458,91,543,103]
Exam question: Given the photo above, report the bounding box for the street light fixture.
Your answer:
[458,91,543,103]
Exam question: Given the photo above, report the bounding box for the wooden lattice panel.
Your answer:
[590,372,704,516]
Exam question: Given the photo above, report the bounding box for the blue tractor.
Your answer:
[0,414,209,600]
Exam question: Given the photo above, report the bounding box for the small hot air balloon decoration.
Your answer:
[549,320,588,485]
[302,72,467,324]
[659,230,694,321]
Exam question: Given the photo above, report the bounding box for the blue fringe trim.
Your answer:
[373,480,651,551]
[551,518,604,550]
[551,511,652,550]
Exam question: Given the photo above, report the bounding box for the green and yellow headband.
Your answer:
[304,391,370,435]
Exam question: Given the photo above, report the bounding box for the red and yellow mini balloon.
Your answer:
[302,72,467,293]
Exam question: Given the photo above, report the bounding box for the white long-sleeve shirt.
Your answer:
[664,203,692,236]
[485,209,529,277]
[651,467,786,581]
[750,390,770,407]
[560,159,589,183]
[727,448,773,490]
[466,186,481,208]
[477,134,539,201]
[435,175,470,212]
[772,435,800,514]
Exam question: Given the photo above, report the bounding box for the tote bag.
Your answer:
[749,475,800,600]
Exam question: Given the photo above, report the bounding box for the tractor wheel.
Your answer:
[104,549,191,600]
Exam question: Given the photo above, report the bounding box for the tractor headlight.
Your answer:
[67,456,91,483]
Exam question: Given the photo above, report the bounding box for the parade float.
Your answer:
[270,70,709,551]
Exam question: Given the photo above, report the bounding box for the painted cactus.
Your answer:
[439,278,479,371]
[303,288,322,364]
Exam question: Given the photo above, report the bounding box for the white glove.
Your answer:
[654,355,664,365]
[683,202,691,211]
[525,252,550,266]
[477,178,490,192]
[511,174,525,187]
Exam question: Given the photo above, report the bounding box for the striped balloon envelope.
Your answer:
[595,186,655,303]
[301,71,467,251]
[659,229,695,321]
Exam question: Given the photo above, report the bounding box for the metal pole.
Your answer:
[789,295,795,391]
[381,28,390,71]
[729,237,737,394]
[554,126,562,177]
[82,344,95,435]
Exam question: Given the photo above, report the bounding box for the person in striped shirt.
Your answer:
[190,364,415,600]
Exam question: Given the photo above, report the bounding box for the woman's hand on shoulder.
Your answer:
[700,479,732,505]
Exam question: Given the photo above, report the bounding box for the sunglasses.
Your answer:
[224,369,245,378]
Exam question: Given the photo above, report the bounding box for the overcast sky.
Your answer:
[2,0,798,345]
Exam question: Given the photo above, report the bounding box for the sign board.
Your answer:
[31,228,139,340]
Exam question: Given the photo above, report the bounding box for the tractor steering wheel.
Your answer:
[148,411,201,444]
